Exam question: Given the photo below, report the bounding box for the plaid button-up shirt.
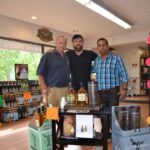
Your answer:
[92,53,128,90]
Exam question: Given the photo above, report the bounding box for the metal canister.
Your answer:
[88,81,100,110]
[116,107,129,130]
[129,106,141,130]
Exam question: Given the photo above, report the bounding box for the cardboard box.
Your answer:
[29,120,53,150]
[112,105,150,150]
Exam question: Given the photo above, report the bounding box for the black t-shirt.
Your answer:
[66,50,97,91]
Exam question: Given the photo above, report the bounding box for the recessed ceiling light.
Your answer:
[31,16,37,20]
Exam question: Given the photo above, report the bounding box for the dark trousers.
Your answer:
[99,86,119,132]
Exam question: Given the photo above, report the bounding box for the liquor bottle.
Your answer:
[77,82,87,107]
[40,104,47,126]
[91,61,96,81]
[34,108,41,128]
[66,82,76,105]
[42,90,48,106]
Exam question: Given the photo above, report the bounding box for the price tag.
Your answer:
[23,92,32,100]
[46,107,59,120]
[147,80,150,88]
[147,116,150,124]
[146,58,150,66]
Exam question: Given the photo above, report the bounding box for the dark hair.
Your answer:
[109,47,115,51]
[72,34,84,41]
[97,38,108,45]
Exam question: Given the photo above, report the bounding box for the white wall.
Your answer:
[0,15,74,49]
[86,30,150,50]
[115,45,146,95]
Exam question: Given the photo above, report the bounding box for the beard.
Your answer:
[74,45,83,52]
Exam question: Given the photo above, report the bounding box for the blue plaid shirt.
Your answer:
[92,53,128,90]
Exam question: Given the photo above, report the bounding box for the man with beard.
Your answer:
[66,34,97,91]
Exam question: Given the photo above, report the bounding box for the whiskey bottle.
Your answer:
[77,82,87,107]
[40,104,47,126]
[66,82,76,105]
[34,108,41,128]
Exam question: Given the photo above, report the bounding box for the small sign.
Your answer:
[147,116,150,124]
[146,58,150,66]
[76,115,93,138]
[147,80,150,88]
[46,107,59,120]
[23,92,32,100]
[15,64,28,80]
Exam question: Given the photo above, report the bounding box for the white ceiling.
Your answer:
[0,0,150,39]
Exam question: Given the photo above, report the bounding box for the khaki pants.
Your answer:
[47,87,68,107]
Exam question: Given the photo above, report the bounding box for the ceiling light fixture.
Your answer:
[31,16,37,20]
[75,0,131,29]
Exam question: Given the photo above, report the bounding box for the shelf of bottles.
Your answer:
[0,80,42,122]
[140,56,149,95]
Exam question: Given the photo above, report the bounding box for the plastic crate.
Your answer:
[112,105,150,150]
[29,120,53,150]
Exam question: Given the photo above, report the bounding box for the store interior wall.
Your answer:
[0,15,74,49]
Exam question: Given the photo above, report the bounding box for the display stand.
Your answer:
[53,109,109,150]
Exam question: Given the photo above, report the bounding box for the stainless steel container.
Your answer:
[115,107,129,130]
[88,81,100,109]
[129,106,141,130]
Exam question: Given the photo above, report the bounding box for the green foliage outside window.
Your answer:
[0,49,42,81]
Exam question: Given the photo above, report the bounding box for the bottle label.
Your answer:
[78,93,86,102]
[67,94,75,104]
[35,119,40,127]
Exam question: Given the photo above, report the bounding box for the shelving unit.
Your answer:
[140,56,149,95]
[0,80,42,122]
[55,110,109,150]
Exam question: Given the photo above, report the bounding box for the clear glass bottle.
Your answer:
[66,82,76,105]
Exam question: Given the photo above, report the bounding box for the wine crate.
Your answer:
[112,105,150,150]
[29,120,53,150]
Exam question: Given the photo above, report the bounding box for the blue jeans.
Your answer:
[98,86,119,130]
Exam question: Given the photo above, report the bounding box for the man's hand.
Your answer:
[119,89,127,100]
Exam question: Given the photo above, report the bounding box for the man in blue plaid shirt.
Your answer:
[92,38,128,139]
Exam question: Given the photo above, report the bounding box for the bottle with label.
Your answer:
[66,82,76,105]
[34,108,41,128]
[42,89,48,106]
[77,82,88,107]
[40,104,47,126]
[91,61,96,81]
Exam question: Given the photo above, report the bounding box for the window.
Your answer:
[0,39,42,81]
[0,49,42,81]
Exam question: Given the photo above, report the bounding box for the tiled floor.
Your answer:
[0,96,149,150]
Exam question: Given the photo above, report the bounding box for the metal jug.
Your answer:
[88,81,100,110]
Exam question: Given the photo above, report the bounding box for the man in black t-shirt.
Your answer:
[66,34,97,91]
